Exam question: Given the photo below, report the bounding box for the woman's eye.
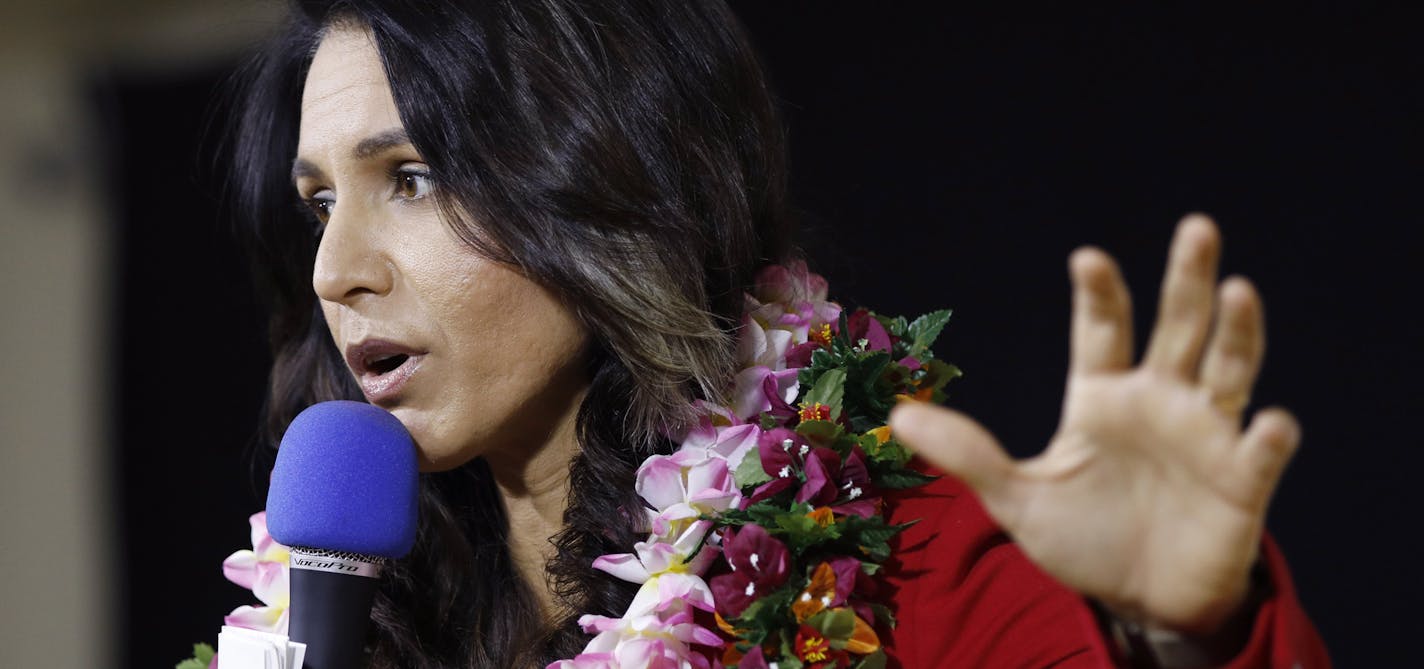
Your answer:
[393,166,432,200]
[306,191,335,224]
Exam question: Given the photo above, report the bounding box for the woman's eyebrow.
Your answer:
[291,158,323,185]
[352,128,412,159]
[290,128,414,185]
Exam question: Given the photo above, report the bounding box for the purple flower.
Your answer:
[708,525,790,618]
[846,310,893,353]
[831,447,879,519]
[737,647,770,669]
[795,447,843,507]
[785,341,821,369]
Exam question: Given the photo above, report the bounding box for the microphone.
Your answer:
[265,401,419,669]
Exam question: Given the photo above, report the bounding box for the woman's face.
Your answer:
[294,25,590,471]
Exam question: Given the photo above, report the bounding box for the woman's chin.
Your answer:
[384,407,466,473]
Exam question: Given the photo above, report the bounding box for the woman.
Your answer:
[227,0,1327,666]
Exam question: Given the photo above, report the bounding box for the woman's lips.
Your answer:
[345,339,427,406]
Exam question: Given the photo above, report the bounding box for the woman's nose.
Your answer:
[311,203,394,304]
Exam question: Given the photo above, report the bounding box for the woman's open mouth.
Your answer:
[346,339,427,406]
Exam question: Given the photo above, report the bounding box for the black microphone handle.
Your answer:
[288,566,379,669]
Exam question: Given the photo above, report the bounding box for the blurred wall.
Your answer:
[0,2,279,667]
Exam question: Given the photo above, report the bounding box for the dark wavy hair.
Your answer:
[223,0,795,665]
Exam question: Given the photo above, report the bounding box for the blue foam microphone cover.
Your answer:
[266,400,418,558]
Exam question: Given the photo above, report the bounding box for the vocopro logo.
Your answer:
[289,549,383,577]
[293,556,360,572]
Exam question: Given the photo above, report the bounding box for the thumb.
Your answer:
[889,402,1015,498]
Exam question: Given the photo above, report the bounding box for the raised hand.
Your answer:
[889,215,1300,634]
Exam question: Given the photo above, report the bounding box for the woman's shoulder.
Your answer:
[878,458,1099,667]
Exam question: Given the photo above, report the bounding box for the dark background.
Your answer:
[107,6,1421,667]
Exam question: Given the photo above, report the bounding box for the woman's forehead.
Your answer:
[298,26,403,156]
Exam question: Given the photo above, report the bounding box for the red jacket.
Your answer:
[880,464,1330,668]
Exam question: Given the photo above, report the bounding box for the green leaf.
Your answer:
[907,309,952,356]
[796,419,843,445]
[775,508,841,551]
[776,656,805,669]
[874,467,939,490]
[871,602,898,628]
[802,368,846,419]
[856,649,889,669]
[809,607,857,639]
[734,447,773,487]
[868,439,913,469]
[759,412,779,430]
[176,643,215,669]
[885,315,909,338]
[920,358,963,392]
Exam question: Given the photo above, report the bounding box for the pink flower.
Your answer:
[736,313,795,370]
[743,262,840,348]
[751,260,828,304]
[636,449,742,535]
[221,512,290,634]
[730,366,799,422]
[748,300,841,346]
[551,611,721,669]
[708,525,790,618]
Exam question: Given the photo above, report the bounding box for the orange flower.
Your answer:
[807,506,835,528]
[792,562,838,622]
[866,426,892,444]
[810,322,834,348]
[893,386,934,403]
[845,613,882,654]
[714,611,740,636]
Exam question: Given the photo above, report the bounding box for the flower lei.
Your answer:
[554,262,958,669]
[188,262,959,669]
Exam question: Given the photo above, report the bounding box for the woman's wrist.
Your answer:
[1092,560,1271,668]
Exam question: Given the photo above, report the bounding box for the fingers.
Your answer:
[1143,215,1221,379]
[1234,407,1301,506]
[1199,277,1266,416]
[890,402,1015,497]
[1069,247,1134,374]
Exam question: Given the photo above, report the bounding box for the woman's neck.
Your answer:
[484,385,587,621]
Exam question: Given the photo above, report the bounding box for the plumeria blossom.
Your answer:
[220,512,291,634]
[552,610,722,669]
[637,448,743,536]
[737,312,796,370]
[752,260,829,305]
[730,365,799,422]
